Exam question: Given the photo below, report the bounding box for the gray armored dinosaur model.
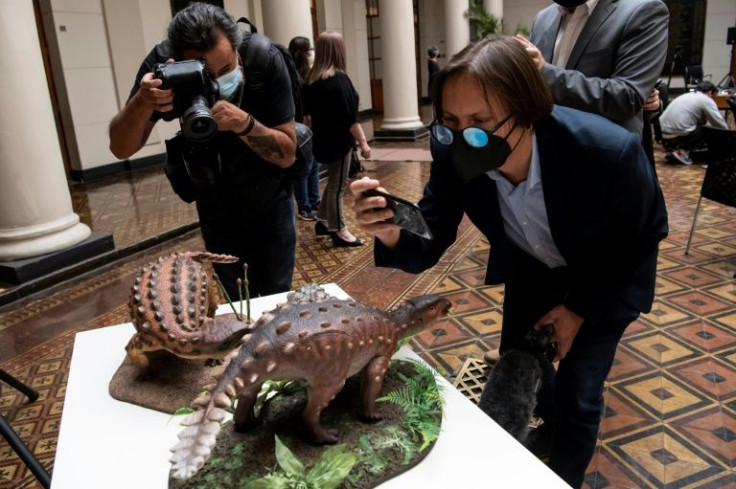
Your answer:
[125,251,250,371]
[169,294,452,479]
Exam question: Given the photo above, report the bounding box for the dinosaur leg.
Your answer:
[302,381,346,444]
[360,356,392,421]
[233,383,263,433]
[125,335,154,370]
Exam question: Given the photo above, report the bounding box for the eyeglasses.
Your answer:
[429,114,512,147]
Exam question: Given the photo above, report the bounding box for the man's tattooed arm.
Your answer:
[240,117,296,168]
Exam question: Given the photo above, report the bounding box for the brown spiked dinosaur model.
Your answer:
[169,294,452,480]
[125,251,251,371]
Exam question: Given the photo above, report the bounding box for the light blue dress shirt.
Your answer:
[487,133,567,268]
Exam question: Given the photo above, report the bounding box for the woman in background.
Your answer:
[288,36,321,221]
[303,31,371,247]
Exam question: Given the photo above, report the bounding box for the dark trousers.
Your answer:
[294,154,321,212]
[194,183,295,299]
[500,253,638,488]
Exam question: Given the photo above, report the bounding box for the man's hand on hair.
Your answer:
[514,35,545,71]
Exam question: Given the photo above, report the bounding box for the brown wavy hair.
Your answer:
[431,36,553,128]
[307,31,347,84]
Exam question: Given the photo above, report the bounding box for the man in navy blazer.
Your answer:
[351,37,668,487]
[522,0,669,135]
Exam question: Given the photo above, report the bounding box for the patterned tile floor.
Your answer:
[0,138,735,489]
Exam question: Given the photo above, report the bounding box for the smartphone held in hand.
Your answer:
[363,189,433,240]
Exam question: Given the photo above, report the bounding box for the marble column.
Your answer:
[444,0,470,59]
[484,0,503,20]
[375,0,427,140]
[261,0,313,48]
[0,0,112,282]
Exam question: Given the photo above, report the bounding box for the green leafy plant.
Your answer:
[244,435,357,489]
[377,361,444,451]
[465,3,529,40]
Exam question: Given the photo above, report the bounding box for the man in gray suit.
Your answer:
[519,0,669,135]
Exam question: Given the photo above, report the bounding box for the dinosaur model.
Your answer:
[169,294,452,479]
[125,251,251,371]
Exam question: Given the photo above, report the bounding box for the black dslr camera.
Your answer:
[153,59,219,143]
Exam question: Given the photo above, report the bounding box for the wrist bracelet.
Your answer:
[236,114,256,136]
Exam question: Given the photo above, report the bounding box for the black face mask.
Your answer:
[554,0,588,8]
[430,115,518,183]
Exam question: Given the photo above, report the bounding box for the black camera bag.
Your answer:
[164,134,196,203]
[238,18,311,179]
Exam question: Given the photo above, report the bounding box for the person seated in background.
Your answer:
[427,45,441,95]
[659,81,728,165]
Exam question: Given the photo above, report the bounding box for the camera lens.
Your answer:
[181,95,217,142]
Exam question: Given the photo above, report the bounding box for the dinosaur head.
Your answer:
[392,295,452,338]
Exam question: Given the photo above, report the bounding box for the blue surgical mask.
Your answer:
[217,65,243,100]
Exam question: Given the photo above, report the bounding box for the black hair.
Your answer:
[167,2,243,59]
[695,81,716,94]
[288,36,311,83]
[431,36,553,128]
[427,46,440,58]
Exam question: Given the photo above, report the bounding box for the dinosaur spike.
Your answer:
[266,360,277,373]
[224,383,237,397]
[347,342,354,349]
[348,302,358,307]
[275,321,292,334]
[132,284,141,293]
[140,322,152,332]
[333,303,342,309]
[283,342,296,354]
[133,294,142,304]
[213,392,230,408]
[341,318,350,324]
[254,341,269,356]
[148,289,158,300]
[170,283,180,294]
[191,395,211,408]
[321,322,331,328]
[168,333,177,342]
[191,335,201,344]
[240,358,254,371]
[179,338,188,346]
[233,377,245,389]
[240,334,252,345]
[248,373,259,384]
[298,330,309,338]
[318,306,328,312]
[206,408,226,422]
[356,316,364,322]
[137,306,146,316]
[299,310,311,318]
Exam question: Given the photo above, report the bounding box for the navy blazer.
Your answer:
[376,106,668,322]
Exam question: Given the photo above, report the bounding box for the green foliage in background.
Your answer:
[466,3,530,40]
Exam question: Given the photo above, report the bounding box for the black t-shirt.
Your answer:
[128,34,295,211]
[302,71,359,162]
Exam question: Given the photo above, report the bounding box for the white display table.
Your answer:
[52,283,566,488]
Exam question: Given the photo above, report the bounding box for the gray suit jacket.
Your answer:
[530,0,669,134]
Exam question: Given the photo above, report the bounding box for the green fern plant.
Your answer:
[377,361,444,451]
[244,435,357,489]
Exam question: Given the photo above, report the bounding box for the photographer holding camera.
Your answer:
[109,3,297,298]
